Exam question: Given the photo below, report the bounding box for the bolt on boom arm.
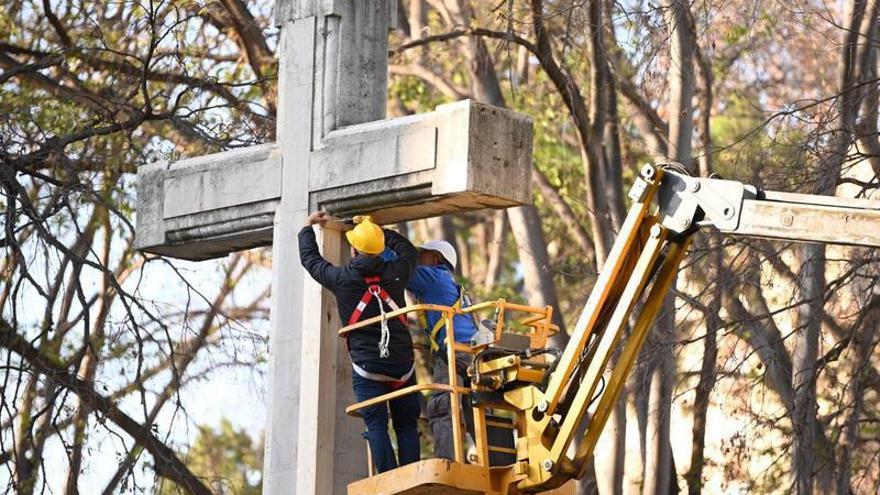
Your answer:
[515,164,880,492]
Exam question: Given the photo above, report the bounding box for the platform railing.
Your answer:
[338,299,558,477]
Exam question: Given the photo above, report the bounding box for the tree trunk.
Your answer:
[792,245,825,495]
[724,255,842,491]
[663,0,695,169]
[835,296,880,494]
[583,0,613,264]
[685,39,719,494]
[426,215,456,246]
[856,43,880,177]
[444,0,567,336]
[484,210,508,289]
[639,2,695,493]
[524,0,614,266]
[515,44,530,85]
[684,239,721,495]
[641,294,677,495]
[792,2,873,491]
[532,167,596,265]
[507,205,567,334]
[595,349,627,495]
[602,79,626,233]
[598,4,634,490]
[12,376,41,494]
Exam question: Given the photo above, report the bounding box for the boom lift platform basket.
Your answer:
[340,163,880,495]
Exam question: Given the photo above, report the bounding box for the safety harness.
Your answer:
[418,294,462,352]
[351,362,414,390]
[348,275,407,359]
[418,284,483,353]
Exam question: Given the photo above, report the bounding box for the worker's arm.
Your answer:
[384,228,417,281]
[406,265,439,298]
[298,214,342,291]
[380,247,398,262]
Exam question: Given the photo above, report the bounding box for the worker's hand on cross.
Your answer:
[306,211,330,228]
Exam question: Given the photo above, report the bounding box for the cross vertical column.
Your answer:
[261,17,313,495]
[265,2,395,494]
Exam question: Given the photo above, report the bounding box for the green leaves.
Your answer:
[155,418,263,495]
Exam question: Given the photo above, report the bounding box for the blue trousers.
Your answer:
[352,361,421,473]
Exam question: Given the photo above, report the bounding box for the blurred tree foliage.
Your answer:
[156,419,263,495]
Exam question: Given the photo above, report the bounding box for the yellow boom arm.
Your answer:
[512,163,880,491]
[343,163,880,495]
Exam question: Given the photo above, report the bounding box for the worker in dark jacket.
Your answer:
[298,212,420,473]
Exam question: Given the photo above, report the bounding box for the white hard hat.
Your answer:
[419,240,457,270]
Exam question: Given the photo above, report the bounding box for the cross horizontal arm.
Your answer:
[310,100,532,224]
[136,100,533,261]
[136,144,281,260]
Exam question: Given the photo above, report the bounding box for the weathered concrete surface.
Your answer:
[136,100,532,260]
[135,144,280,260]
[261,18,316,495]
[312,100,532,222]
[275,0,397,31]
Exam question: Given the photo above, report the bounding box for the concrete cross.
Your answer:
[135,1,533,493]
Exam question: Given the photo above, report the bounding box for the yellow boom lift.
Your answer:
[341,163,880,495]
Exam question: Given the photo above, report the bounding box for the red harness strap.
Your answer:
[387,379,407,390]
[347,276,407,326]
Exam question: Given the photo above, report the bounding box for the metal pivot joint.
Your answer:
[652,162,880,247]
[655,164,757,235]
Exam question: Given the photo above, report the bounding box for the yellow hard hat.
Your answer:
[345,215,385,255]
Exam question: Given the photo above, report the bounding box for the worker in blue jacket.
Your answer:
[401,240,478,460]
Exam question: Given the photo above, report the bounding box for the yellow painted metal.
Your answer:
[339,303,452,336]
[346,383,470,416]
[487,301,551,314]
[347,459,577,495]
[485,419,517,429]
[478,355,520,373]
[541,168,664,416]
[445,312,465,463]
[500,384,555,488]
[471,405,490,466]
[518,313,549,326]
[451,343,472,353]
[574,238,691,472]
[338,287,580,494]
[341,300,557,344]
[343,163,880,495]
[339,202,686,494]
[502,384,542,411]
[347,459,490,495]
[544,223,668,465]
[510,367,545,384]
[458,300,502,313]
